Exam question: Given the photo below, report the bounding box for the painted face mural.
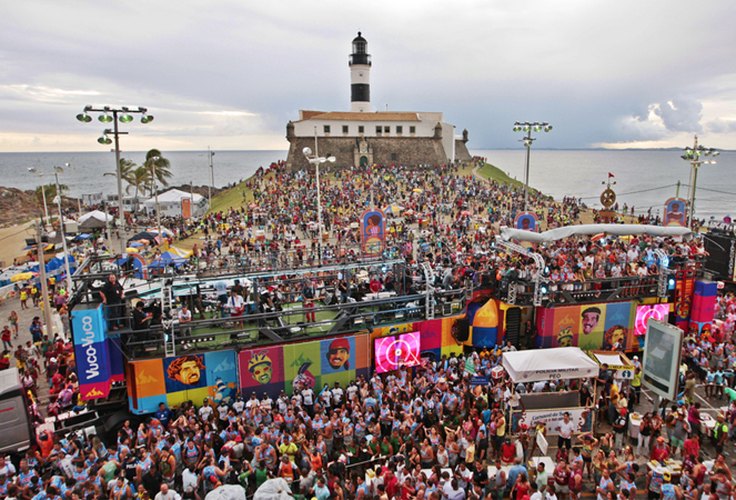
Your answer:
[248,352,273,384]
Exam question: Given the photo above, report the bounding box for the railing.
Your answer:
[497,275,667,306]
[110,287,467,360]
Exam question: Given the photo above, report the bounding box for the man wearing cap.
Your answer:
[650,436,670,462]
[713,413,729,455]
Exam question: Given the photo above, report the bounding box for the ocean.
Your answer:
[0,149,733,219]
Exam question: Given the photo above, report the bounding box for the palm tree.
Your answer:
[144,149,172,193]
[104,158,137,185]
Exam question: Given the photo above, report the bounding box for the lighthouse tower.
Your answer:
[349,32,371,112]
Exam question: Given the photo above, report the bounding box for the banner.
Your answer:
[374,331,421,373]
[514,212,538,232]
[536,302,636,352]
[674,270,695,330]
[127,350,238,414]
[71,303,112,401]
[360,209,386,257]
[237,335,371,399]
[663,197,687,227]
[181,197,192,219]
[642,319,683,400]
[510,407,594,435]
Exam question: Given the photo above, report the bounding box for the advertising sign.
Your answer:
[514,212,538,232]
[510,407,594,435]
[181,197,192,219]
[663,197,687,227]
[71,303,112,401]
[374,331,421,373]
[634,304,670,336]
[360,209,386,257]
[642,319,684,400]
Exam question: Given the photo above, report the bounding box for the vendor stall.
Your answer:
[502,347,599,435]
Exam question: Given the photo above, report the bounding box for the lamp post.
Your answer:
[52,164,74,293]
[513,121,552,211]
[682,135,718,230]
[27,168,50,227]
[150,157,163,240]
[208,146,215,207]
[77,105,154,253]
[302,146,335,265]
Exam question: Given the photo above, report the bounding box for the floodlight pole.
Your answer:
[513,121,552,211]
[54,166,74,293]
[682,135,718,230]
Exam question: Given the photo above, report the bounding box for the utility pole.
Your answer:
[675,180,681,198]
[36,223,54,337]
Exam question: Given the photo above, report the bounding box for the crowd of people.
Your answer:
[1,159,734,500]
[0,343,734,499]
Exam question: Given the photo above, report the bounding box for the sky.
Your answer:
[1,0,735,152]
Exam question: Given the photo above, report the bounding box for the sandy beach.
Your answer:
[0,221,35,267]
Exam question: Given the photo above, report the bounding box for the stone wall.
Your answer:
[455,140,471,162]
[286,136,452,170]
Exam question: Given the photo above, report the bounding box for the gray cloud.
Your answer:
[652,99,703,133]
[0,0,735,150]
[706,119,736,134]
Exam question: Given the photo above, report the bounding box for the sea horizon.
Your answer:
[1,149,733,219]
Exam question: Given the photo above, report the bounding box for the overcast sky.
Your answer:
[1,0,735,152]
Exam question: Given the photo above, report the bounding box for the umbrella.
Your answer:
[205,485,247,500]
[252,478,292,500]
[383,203,403,215]
[11,272,36,282]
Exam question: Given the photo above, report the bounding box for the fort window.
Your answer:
[396,126,403,134]
[358,126,364,134]
[410,126,416,134]
[323,125,331,133]
[376,126,382,134]
[342,125,349,134]
[391,153,398,161]
[384,126,390,133]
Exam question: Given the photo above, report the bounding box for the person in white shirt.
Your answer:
[225,290,245,316]
[558,412,577,450]
[177,304,192,339]
[198,400,214,422]
[155,484,181,500]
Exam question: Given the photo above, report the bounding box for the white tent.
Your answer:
[144,189,208,217]
[500,223,691,243]
[78,210,113,230]
[502,347,599,383]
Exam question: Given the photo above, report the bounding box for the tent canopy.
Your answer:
[502,347,599,383]
[500,224,691,243]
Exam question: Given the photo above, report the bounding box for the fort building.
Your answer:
[286,32,471,170]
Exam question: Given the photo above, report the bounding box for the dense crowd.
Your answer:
[1,340,735,499]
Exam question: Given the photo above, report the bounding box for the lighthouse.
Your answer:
[349,32,371,112]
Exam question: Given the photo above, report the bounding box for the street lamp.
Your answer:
[27,167,50,227]
[682,135,718,230]
[302,146,335,265]
[208,146,215,207]
[149,156,163,240]
[52,164,74,293]
[513,121,552,210]
[77,105,154,253]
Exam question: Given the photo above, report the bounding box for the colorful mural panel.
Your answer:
[536,302,637,352]
[127,350,239,415]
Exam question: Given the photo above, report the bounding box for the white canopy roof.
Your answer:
[500,224,691,243]
[78,210,113,223]
[502,347,599,383]
[146,188,204,204]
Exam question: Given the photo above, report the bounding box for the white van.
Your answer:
[0,368,33,453]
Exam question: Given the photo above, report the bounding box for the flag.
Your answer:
[608,172,615,178]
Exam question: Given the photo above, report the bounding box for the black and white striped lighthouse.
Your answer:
[349,32,371,112]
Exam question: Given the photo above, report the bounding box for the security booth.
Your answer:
[502,347,599,435]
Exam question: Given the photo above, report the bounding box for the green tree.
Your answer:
[144,149,172,192]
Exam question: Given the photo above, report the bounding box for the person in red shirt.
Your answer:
[650,436,670,462]
[683,434,700,461]
[501,438,517,464]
